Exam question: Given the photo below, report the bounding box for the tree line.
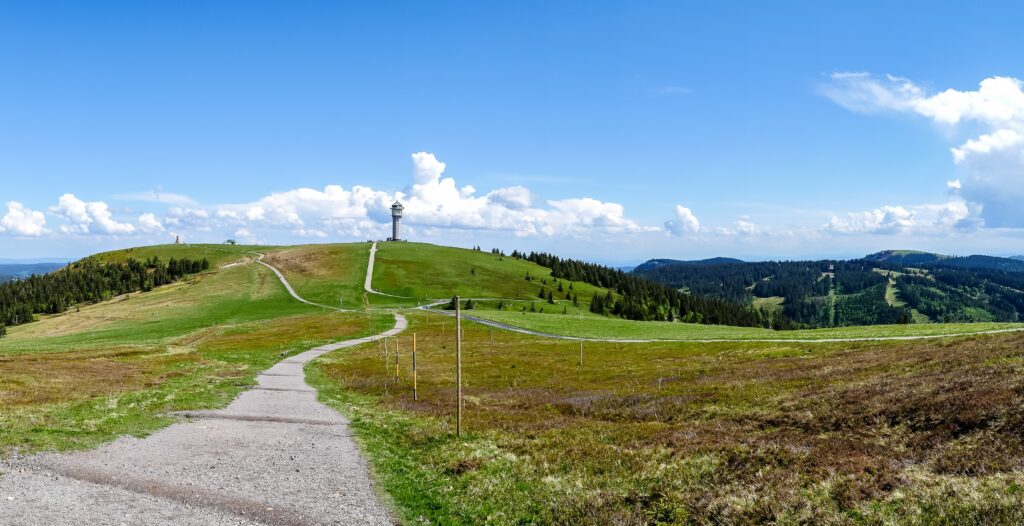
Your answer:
[509,250,790,329]
[0,256,210,332]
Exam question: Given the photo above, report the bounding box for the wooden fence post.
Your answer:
[395,339,400,379]
[455,296,463,438]
[579,339,583,368]
[412,333,418,401]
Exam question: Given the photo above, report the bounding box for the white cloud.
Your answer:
[202,152,652,239]
[0,202,47,237]
[826,73,1024,228]
[49,194,136,235]
[664,204,700,235]
[233,228,257,244]
[951,129,1022,163]
[12,154,654,244]
[412,151,447,185]
[137,213,165,233]
[115,190,198,207]
[825,201,971,235]
[166,207,211,230]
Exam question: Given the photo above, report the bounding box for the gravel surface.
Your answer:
[0,305,407,525]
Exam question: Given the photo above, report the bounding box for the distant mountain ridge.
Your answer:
[865,250,1024,272]
[632,249,1024,328]
[0,262,66,283]
[633,257,744,273]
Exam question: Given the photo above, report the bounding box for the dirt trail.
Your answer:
[0,259,406,525]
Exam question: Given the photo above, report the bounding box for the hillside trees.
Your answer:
[0,256,210,328]
[519,251,788,329]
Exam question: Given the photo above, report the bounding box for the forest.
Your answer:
[0,256,209,331]
[634,254,1024,327]
[511,250,791,329]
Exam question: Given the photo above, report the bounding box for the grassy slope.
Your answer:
[92,243,266,268]
[372,242,609,304]
[467,309,1023,340]
[261,243,373,308]
[311,310,1024,524]
[0,244,390,454]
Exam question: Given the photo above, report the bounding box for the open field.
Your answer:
[311,310,1024,524]
[465,309,1024,341]
[92,243,266,268]
[372,242,609,303]
[261,243,376,307]
[0,248,390,454]
[751,295,785,313]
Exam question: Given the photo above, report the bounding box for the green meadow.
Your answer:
[0,245,390,453]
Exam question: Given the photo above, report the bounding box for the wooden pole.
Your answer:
[579,340,583,367]
[395,339,400,379]
[412,333,418,401]
[384,337,389,371]
[455,296,463,438]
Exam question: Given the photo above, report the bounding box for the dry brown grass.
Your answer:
[315,311,1024,524]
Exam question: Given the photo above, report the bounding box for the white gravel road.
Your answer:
[0,259,407,525]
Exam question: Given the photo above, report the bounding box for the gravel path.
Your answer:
[426,306,1024,343]
[0,260,407,525]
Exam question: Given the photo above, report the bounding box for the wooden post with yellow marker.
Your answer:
[412,333,418,401]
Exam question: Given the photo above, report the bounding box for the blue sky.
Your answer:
[2,1,1024,263]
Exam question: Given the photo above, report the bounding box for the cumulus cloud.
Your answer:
[664,204,700,235]
[49,194,136,235]
[826,73,1024,227]
[12,153,654,243]
[0,202,47,236]
[825,201,971,235]
[137,213,165,233]
[202,152,653,239]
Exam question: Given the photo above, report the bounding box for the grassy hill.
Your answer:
[633,256,744,273]
[6,241,1024,523]
[1,243,389,453]
[92,243,263,267]
[262,243,373,307]
[371,242,610,304]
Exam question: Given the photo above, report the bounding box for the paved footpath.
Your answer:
[1,297,406,524]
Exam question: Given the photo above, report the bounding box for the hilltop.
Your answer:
[632,256,744,273]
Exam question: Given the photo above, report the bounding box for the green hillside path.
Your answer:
[0,258,407,526]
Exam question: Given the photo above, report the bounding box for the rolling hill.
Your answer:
[0,262,66,283]
[4,241,1024,524]
[632,256,744,273]
[634,250,1024,327]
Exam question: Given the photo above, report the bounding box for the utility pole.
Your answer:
[455,296,463,438]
